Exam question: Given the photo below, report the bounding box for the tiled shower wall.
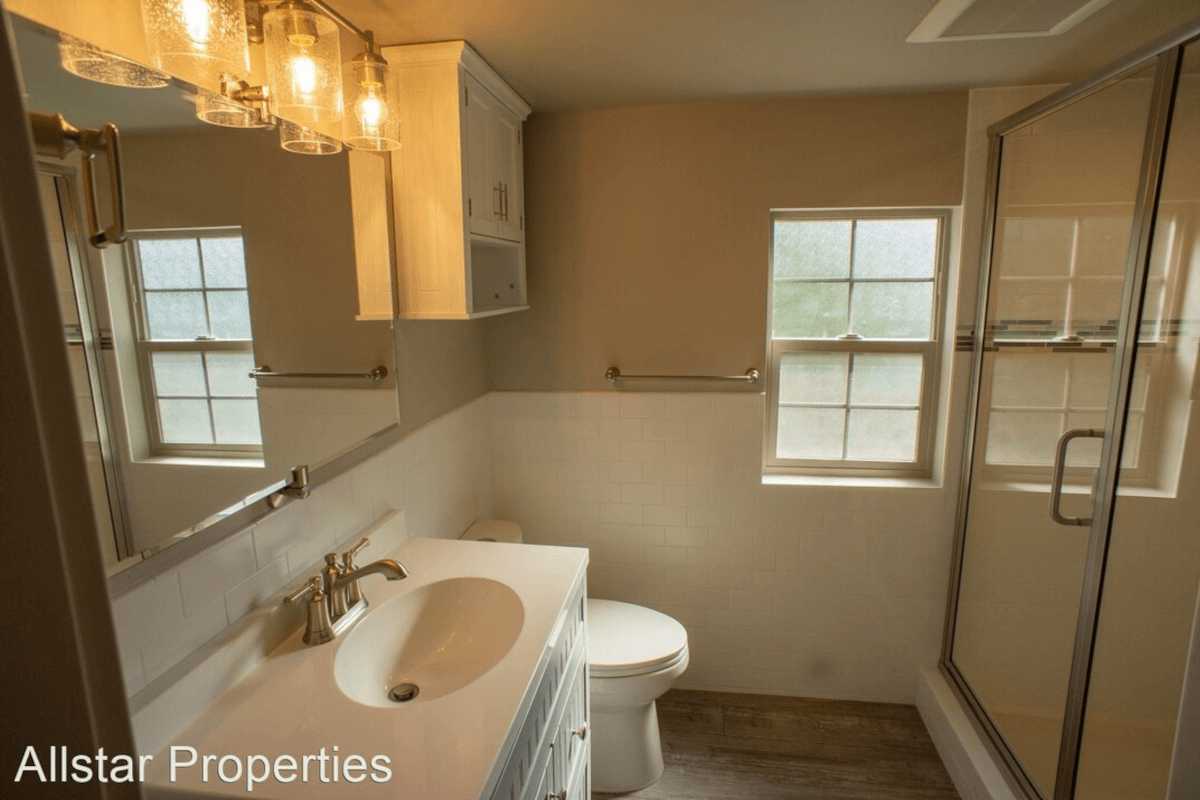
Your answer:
[490,391,960,703]
[112,395,494,697]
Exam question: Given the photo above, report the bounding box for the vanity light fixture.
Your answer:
[279,117,342,154]
[263,0,343,126]
[141,0,251,90]
[343,37,401,151]
[195,81,272,128]
[57,34,171,88]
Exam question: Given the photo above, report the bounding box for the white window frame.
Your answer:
[126,227,261,459]
[765,208,951,479]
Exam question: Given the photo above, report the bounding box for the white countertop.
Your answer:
[144,538,588,800]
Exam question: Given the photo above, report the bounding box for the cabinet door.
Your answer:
[492,104,524,243]
[464,72,499,238]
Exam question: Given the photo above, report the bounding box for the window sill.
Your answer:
[135,455,265,470]
[973,478,1177,500]
[762,472,942,490]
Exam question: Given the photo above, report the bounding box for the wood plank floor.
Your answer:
[594,689,962,800]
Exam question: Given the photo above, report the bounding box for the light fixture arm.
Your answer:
[303,0,374,47]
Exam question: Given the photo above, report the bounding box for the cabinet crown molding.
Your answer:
[381,40,532,119]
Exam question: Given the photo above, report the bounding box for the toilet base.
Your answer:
[590,700,665,793]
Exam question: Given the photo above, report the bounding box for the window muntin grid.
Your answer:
[766,210,949,475]
[129,230,262,454]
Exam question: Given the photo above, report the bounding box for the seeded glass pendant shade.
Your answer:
[58,34,171,88]
[343,48,400,151]
[279,119,342,155]
[195,89,269,128]
[264,0,343,126]
[141,0,250,88]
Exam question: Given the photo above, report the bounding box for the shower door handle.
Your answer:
[1049,428,1104,526]
[28,112,128,249]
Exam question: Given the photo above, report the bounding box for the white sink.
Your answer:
[334,576,524,707]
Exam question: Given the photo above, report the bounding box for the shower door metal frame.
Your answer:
[41,162,136,561]
[939,18,1200,800]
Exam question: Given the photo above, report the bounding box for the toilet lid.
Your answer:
[587,599,688,676]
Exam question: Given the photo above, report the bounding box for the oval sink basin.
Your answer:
[334,577,524,707]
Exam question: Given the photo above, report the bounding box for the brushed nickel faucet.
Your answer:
[285,537,408,645]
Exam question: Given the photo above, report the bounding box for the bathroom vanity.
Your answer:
[143,537,589,799]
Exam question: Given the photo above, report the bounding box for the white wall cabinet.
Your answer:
[382,41,531,319]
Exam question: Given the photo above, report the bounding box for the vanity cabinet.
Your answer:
[381,41,531,320]
[489,580,589,800]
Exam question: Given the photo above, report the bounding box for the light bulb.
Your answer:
[181,0,211,46]
[292,54,317,97]
[357,89,385,131]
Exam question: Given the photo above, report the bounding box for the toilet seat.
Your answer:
[587,599,688,678]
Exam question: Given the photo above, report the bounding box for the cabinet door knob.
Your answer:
[570,723,588,741]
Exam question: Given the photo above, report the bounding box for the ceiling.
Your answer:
[333,0,1200,111]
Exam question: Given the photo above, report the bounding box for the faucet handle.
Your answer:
[344,537,370,564]
[284,576,321,605]
[342,538,371,607]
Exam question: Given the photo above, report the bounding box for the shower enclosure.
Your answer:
[943,21,1200,800]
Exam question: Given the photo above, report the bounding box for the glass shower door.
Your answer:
[1075,40,1200,800]
[949,62,1158,799]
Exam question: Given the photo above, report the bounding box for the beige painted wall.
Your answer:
[394,318,490,435]
[484,91,969,390]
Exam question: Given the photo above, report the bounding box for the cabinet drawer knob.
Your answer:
[571,723,588,741]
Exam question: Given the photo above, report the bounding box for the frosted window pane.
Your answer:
[990,352,1068,408]
[845,409,918,462]
[853,219,938,279]
[206,352,257,397]
[773,220,851,279]
[850,353,923,407]
[992,277,1069,329]
[779,353,847,405]
[1070,277,1124,331]
[985,411,1063,466]
[207,291,253,339]
[200,237,248,288]
[145,292,207,339]
[995,217,1074,278]
[1064,412,1105,468]
[151,352,207,397]
[159,399,213,443]
[212,399,262,445]
[852,282,933,339]
[1067,353,1115,411]
[773,282,848,338]
[777,407,844,460]
[1075,215,1133,278]
[138,239,202,289]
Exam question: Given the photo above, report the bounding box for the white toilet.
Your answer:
[461,519,690,793]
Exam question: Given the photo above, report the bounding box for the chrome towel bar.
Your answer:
[606,367,759,384]
[250,365,389,382]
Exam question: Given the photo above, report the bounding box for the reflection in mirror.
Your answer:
[12,16,399,574]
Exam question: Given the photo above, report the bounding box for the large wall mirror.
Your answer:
[10,14,400,586]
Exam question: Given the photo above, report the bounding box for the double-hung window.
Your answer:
[128,229,263,456]
[766,209,950,477]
